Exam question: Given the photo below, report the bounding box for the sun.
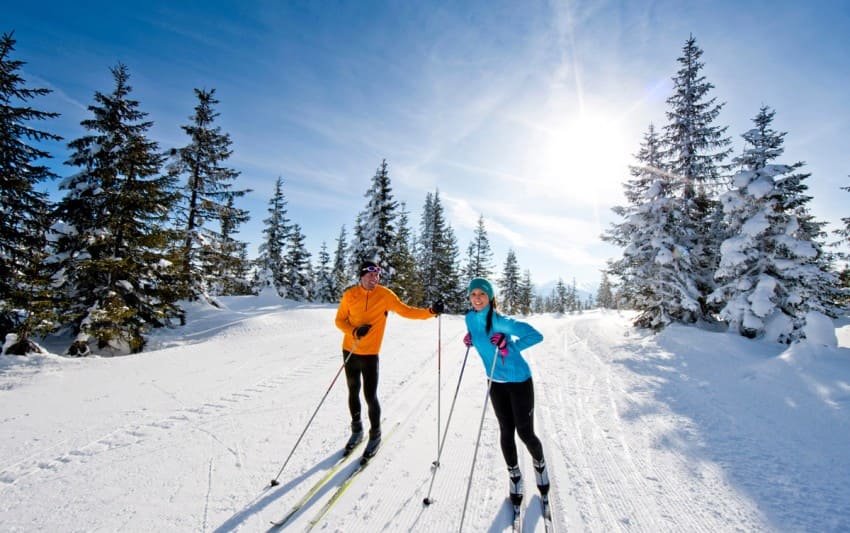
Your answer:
[532,111,631,204]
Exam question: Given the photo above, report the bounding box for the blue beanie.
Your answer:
[467,278,494,299]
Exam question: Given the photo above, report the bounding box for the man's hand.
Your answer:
[353,324,372,339]
[430,300,445,315]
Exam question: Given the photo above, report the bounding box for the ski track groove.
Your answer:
[0,341,328,491]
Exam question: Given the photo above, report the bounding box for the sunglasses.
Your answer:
[361,266,381,274]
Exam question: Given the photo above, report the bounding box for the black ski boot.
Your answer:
[362,429,382,462]
[344,421,364,455]
[508,464,523,505]
[534,458,550,495]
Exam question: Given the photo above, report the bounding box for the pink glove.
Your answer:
[463,332,473,347]
[490,333,508,356]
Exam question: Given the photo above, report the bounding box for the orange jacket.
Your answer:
[335,284,435,354]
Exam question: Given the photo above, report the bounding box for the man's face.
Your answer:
[360,271,380,290]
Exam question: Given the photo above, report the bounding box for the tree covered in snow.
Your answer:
[50,64,181,354]
[349,159,398,283]
[331,225,350,300]
[498,248,521,315]
[416,190,463,309]
[515,269,534,315]
[213,195,252,296]
[464,214,495,280]
[605,124,701,329]
[388,202,422,304]
[0,32,61,354]
[312,242,335,303]
[710,106,838,342]
[596,271,615,309]
[168,88,250,301]
[281,223,312,301]
[255,176,290,295]
[661,35,733,321]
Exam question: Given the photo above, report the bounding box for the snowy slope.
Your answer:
[1,294,849,532]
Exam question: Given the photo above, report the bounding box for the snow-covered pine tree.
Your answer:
[516,269,534,315]
[50,63,181,354]
[605,123,700,328]
[215,195,252,296]
[255,176,290,295]
[662,35,733,321]
[168,88,250,301]
[464,214,495,280]
[836,175,850,307]
[498,249,521,314]
[416,190,463,309]
[331,225,350,300]
[349,159,398,284]
[281,223,312,301]
[313,242,335,303]
[388,202,422,304]
[0,32,61,354]
[596,271,615,309]
[551,278,567,314]
[711,106,838,341]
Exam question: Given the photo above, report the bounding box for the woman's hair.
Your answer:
[486,298,498,333]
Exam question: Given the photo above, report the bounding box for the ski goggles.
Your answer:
[360,265,382,275]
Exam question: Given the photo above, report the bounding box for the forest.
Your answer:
[2,31,848,356]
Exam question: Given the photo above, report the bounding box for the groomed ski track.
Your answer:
[0,302,776,532]
[247,310,765,532]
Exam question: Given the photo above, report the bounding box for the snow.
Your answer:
[1,294,849,532]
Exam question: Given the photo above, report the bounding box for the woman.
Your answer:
[463,277,549,506]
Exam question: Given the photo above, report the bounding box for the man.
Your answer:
[334,260,444,460]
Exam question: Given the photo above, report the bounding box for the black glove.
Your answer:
[353,324,372,339]
[430,300,445,315]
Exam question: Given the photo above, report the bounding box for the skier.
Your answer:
[463,277,550,507]
[335,260,444,460]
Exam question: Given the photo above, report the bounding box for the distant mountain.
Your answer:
[536,279,596,303]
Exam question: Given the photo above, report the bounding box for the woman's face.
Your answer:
[469,288,490,312]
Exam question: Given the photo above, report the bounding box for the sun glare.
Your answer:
[534,112,630,203]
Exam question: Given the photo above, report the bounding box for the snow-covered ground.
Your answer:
[2,292,849,532]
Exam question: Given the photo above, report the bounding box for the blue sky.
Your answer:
[8,1,850,289]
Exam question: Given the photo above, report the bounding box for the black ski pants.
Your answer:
[343,351,381,439]
[488,378,545,467]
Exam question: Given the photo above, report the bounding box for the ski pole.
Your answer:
[269,339,360,487]
[458,344,501,532]
[423,344,471,505]
[436,314,442,464]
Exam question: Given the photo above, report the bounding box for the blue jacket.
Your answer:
[465,305,543,382]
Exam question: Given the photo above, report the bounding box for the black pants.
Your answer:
[489,378,544,467]
[343,351,380,438]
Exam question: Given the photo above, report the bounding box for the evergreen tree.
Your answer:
[255,176,290,295]
[417,190,463,309]
[349,159,398,284]
[0,32,61,353]
[834,175,850,258]
[710,106,838,341]
[596,271,615,309]
[464,214,495,280]
[214,195,252,296]
[389,202,422,304]
[498,249,521,314]
[168,88,250,301]
[516,269,534,315]
[605,124,699,328]
[313,242,335,303]
[331,225,350,300]
[552,278,567,314]
[662,35,733,320]
[50,64,181,354]
[281,223,312,301]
